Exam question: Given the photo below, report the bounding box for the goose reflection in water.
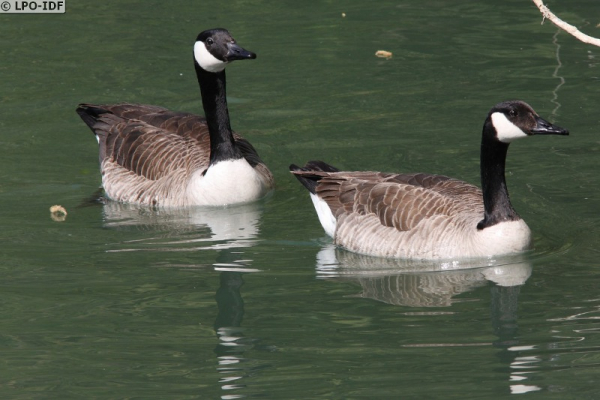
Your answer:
[315,244,532,307]
[315,245,542,394]
[213,259,259,395]
[100,199,269,396]
[100,200,265,253]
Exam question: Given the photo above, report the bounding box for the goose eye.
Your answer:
[508,109,517,118]
[206,38,214,46]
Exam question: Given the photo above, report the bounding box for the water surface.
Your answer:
[0,0,599,398]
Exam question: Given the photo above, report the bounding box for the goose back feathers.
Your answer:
[290,165,530,259]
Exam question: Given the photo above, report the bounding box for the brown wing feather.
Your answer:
[312,171,483,232]
[97,117,207,181]
[77,103,269,181]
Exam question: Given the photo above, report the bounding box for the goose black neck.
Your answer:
[195,64,242,165]
[477,125,520,230]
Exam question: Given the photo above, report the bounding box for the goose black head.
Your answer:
[193,28,256,73]
[486,100,569,144]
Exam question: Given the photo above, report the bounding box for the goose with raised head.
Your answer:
[77,28,273,207]
[290,101,569,260]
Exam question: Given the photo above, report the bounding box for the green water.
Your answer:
[1,0,599,398]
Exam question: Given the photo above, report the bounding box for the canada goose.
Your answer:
[77,28,273,207]
[290,101,569,260]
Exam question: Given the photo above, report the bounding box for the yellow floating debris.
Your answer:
[50,205,67,222]
[375,50,393,59]
[341,12,346,18]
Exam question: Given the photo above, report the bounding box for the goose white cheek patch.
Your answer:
[194,42,227,73]
[491,112,528,143]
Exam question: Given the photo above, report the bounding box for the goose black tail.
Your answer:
[289,160,339,195]
[76,104,110,130]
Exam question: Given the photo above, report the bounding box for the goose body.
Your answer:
[77,29,273,207]
[290,101,569,260]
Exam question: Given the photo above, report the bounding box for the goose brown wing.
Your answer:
[77,103,267,181]
[106,120,208,180]
[77,104,207,181]
[315,172,483,232]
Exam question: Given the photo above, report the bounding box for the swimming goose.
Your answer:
[77,28,273,207]
[290,101,569,260]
